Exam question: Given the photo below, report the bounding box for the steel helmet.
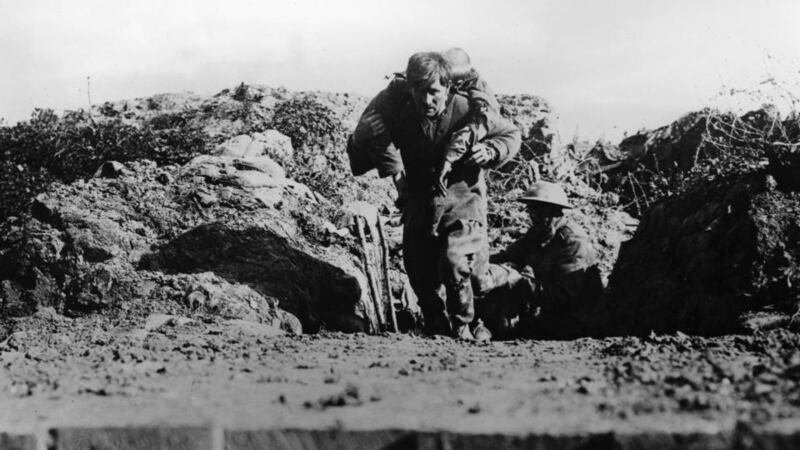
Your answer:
[518,181,572,209]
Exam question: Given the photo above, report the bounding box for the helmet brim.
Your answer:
[518,196,573,209]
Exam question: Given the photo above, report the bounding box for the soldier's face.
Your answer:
[410,79,449,118]
[526,203,559,231]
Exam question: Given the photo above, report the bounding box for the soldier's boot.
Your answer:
[453,323,474,341]
[423,312,453,337]
[473,263,523,296]
[471,319,492,342]
[487,312,523,340]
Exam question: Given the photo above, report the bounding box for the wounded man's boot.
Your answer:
[473,262,523,296]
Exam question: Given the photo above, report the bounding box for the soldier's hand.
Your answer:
[520,265,536,281]
[392,171,408,210]
[392,171,407,193]
[435,161,452,195]
[466,143,497,167]
[355,111,386,140]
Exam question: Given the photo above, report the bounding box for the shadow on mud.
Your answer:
[138,222,365,333]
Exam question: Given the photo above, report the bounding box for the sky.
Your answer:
[1,0,799,142]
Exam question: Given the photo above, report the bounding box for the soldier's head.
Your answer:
[406,51,452,119]
[519,181,572,230]
[441,47,472,79]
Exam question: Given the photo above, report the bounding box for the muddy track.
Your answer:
[1,312,798,438]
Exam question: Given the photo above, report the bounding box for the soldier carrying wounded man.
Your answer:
[347,49,521,341]
[348,49,605,341]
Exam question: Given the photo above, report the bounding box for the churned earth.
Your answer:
[1,309,799,443]
[2,85,800,448]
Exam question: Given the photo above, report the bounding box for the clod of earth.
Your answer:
[608,150,800,335]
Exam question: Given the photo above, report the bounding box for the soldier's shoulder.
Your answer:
[373,83,411,117]
[555,219,597,267]
[449,91,472,118]
[386,73,408,92]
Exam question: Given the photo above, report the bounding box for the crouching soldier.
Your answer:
[476,181,606,340]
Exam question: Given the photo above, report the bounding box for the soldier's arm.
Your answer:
[479,109,521,169]
[442,124,475,166]
[460,69,501,112]
[490,233,529,265]
[347,88,404,178]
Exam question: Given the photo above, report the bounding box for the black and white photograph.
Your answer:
[1,1,799,448]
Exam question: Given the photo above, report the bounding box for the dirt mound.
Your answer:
[599,107,799,217]
[102,84,397,212]
[0,83,445,338]
[0,155,388,336]
[1,83,633,339]
[96,84,370,142]
[496,93,553,154]
[606,147,800,335]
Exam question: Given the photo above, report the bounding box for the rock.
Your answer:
[27,268,61,311]
[740,309,791,333]
[144,314,194,331]
[155,172,174,185]
[566,206,637,285]
[66,264,130,313]
[202,281,274,322]
[93,161,129,179]
[618,111,711,174]
[496,94,553,153]
[224,319,284,338]
[230,170,281,189]
[185,290,206,310]
[184,155,287,190]
[138,223,361,332]
[217,131,294,162]
[338,201,379,230]
[252,187,283,209]
[279,311,303,334]
[311,155,328,172]
[283,180,317,203]
[252,130,294,161]
[233,156,285,179]
[217,135,256,158]
[194,189,218,206]
[65,217,128,262]
[1,280,31,316]
[0,87,406,335]
[601,106,797,217]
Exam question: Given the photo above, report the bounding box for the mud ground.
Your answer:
[1,309,799,438]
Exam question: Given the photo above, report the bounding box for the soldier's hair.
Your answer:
[406,52,452,90]
[441,47,472,78]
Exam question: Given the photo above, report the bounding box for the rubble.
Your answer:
[597,107,799,217]
[0,156,379,335]
[3,82,800,438]
[0,84,407,337]
[607,148,800,335]
[2,82,799,340]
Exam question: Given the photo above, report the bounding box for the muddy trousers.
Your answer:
[404,218,489,332]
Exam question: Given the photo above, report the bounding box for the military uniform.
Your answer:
[478,216,605,339]
[348,88,520,332]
